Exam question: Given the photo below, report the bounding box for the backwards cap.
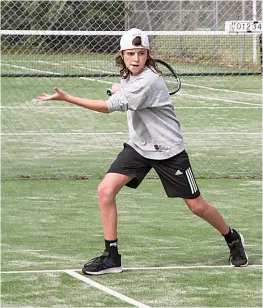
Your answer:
[120,28,149,51]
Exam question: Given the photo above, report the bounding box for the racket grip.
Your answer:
[106,89,112,96]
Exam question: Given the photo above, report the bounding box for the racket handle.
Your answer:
[106,89,112,96]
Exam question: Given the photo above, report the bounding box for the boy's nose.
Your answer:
[134,54,139,61]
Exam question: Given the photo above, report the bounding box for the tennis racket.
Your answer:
[154,59,181,95]
[106,58,181,96]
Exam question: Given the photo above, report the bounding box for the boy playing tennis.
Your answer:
[37,28,248,275]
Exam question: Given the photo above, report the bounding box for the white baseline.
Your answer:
[65,270,151,308]
[1,264,262,274]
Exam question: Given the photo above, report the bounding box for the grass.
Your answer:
[1,74,262,180]
[153,35,262,73]
[1,178,262,307]
[1,50,262,306]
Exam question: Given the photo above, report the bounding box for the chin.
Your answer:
[130,68,143,76]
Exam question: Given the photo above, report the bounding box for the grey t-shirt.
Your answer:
[107,67,184,160]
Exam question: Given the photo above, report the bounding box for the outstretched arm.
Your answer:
[37,87,109,113]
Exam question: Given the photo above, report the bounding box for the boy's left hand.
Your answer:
[111,84,121,94]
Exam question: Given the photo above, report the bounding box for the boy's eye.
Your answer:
[125,51,146,57]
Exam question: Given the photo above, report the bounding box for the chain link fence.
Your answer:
[1,0,262,31]
[1,0,262,180]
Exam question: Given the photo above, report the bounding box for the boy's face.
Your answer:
[121,49,148,76]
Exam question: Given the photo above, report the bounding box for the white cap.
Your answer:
[120,28,150,51]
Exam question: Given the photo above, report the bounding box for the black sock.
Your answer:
[223,227,238,243]
[105,239,118,257]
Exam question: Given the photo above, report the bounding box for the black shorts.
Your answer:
[107,143,200,199]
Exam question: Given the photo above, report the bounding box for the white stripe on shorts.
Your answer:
[185,168,198,194]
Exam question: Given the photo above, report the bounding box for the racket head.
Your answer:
[154,59,181,95]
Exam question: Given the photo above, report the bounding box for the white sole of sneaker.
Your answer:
[83,267,123,275]
[230,233,248,267]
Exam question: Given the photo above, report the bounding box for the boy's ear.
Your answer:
[119,51,123,59]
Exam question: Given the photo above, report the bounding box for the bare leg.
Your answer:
[98,173,133,240]
[184,195,229,235]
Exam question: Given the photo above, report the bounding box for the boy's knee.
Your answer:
[185,197,208,217]
[98,182,115,201]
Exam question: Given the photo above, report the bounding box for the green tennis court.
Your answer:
[1,23,262,308]
[2,178,262,307]
[2,70,262,180]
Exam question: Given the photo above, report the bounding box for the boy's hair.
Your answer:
[116,36,161,79]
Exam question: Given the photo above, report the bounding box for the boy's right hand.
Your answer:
[37,87,68,101]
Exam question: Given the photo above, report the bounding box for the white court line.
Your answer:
[65,270,151,308]
[1,63,62,75]
[1,132,261,136]
[71,65,115,75]
[182,82,262,97]
[1,264,262,274]
[2,263,262,307]
[1,132,126,136]
[1,106,261,109]
[177,92,261,106]
[3,62,114,85]
[80,77,113,85]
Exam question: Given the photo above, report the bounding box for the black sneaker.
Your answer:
[227,229,248,267]
[82,250,122,275]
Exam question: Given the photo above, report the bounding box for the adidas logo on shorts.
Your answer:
[175,170,183,175]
